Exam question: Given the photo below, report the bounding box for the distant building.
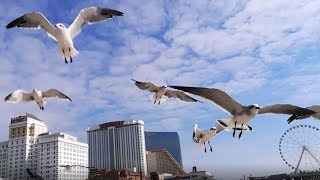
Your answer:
[0,113,88,180]
[87,120,147,174]
[148,166,215,180]
[145,132,183,166]
[89,169,145,180]
[146,149,185,175]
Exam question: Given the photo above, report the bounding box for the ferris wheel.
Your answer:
[279,124,320,173]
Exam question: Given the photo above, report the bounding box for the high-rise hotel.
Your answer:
[0,113,88,180]
[87,120,147,174]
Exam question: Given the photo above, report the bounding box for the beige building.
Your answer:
[9,113,48,139]
[0,113,88,180]
[146,149,185,175]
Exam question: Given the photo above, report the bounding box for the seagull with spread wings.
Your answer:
[131,79,201,105]
[5,6,123,63]
[5,89,72,110]
[169,86,318,139]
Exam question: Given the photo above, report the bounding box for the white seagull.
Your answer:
[193,124,224,153]
[5,89,72,110]
[131,79,201,105]
[6,6,123,64]
[169,86,318,139]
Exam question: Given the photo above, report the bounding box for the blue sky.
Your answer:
[0,0,320,179]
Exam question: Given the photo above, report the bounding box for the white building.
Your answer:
[0,113,88,180]
[87,120,147,174]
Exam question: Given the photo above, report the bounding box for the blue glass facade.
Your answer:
[144,132,183,166]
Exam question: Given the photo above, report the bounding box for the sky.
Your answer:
[0,0,320,179]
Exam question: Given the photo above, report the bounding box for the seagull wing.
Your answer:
[6,12,56,41]
[258,104,315,115]
[164,89,201,103]
[258,104,316,123]
[41,89,72,101]
[4,89,34,103]
[169,86,243,115]
[68,6,123,39]
[131,79,160,93]
[306,105,320,120]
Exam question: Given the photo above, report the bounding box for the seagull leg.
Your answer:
[208,141,213,152]
[69,48,73,63]
[154,99,156,104]
[62,49,68,64]
[239,124,243,139]
[204,142,206,153]
[233,121,237,138]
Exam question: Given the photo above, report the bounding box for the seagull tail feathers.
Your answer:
[70,47,79,58]
[61,47,79,59]
[217,118,253,132]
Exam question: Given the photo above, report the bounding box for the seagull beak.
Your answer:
[257,107,260,109]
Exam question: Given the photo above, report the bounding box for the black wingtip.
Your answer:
[101,8,124,17]
[5,16,26,29]
[66,96,72,102]
[4,93,11,101]
[287,115,297,124]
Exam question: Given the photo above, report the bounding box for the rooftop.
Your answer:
[87,120,144,131]
[10,112,42,124]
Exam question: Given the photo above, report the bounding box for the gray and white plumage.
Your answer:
[4,89,71,110]
[192,124,224,153]
[131,79,201,104]
[5,6,123,63]
[169,86,317,138]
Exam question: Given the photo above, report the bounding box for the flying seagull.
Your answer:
[4,89,72,110]
[131,79,201,105]
[6,6,123,64]
[169,86,317,139]
[193,124,226,153]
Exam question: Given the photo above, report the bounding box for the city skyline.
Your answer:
[0,0,320,180]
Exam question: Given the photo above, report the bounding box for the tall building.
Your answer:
[146,149,185,175]
[144,132,183,166]
[87,120,147,174]
[0,113,88,180]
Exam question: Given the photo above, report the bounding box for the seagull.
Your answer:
[193,124,225,153]
[131,79,201,105]
[169,86,317,139]
[4,89,72,110]
[5,6,123,64]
